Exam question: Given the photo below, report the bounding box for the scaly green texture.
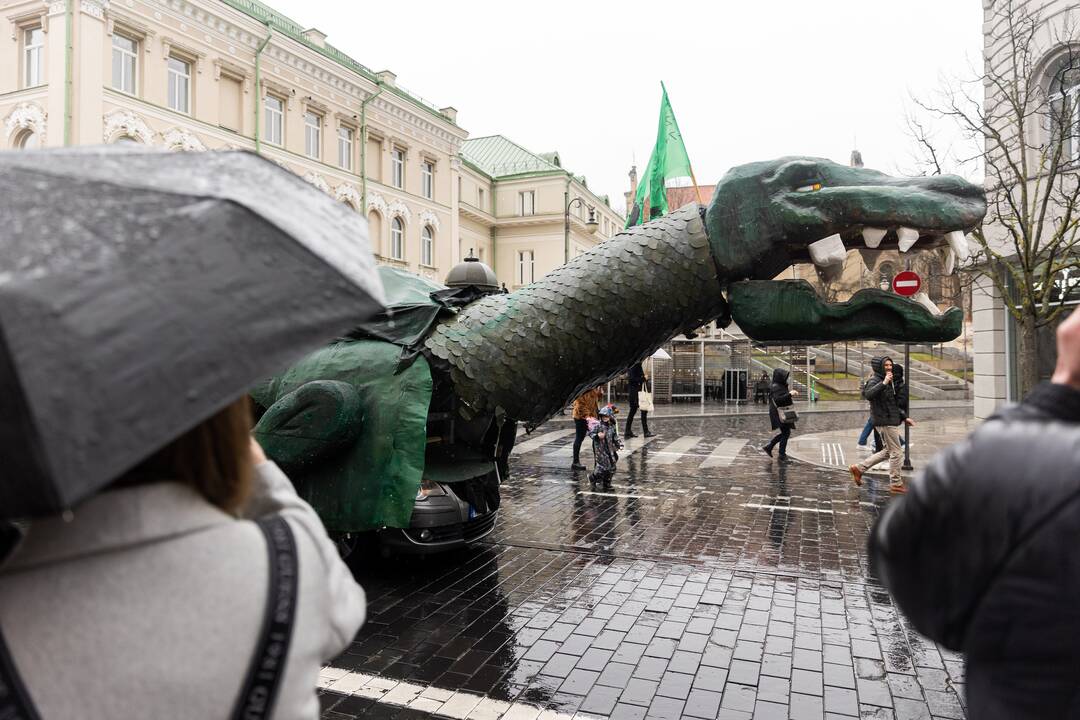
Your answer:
[425,205,726,425]
[729,280,964,343]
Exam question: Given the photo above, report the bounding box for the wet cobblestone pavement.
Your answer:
[319,408,971,720]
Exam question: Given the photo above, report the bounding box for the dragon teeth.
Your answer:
[808,233,846,267]
[897,227,920,252]
[912,291,942,317]
[862,227,887,249]
[945,247,957,274]
[945,230,970,262]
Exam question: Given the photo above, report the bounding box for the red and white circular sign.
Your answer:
[892,271,922,297]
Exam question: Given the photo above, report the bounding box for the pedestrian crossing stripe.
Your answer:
[650,436,704,465]
[701,439,749,468]
[512,432,754,470]
[821,442,845,466]
[512,429,574,455]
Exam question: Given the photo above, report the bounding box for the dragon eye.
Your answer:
[795,183,823,193]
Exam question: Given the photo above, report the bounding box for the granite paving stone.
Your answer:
[322,410,973,719]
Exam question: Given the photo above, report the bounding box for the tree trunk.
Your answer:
[1017,310,1041,398]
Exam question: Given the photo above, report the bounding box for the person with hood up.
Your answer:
[861,363,909,453]
[869,304,1080,719]
[849,356,914,493]
[587,405,623,490]
[762,368,798,458]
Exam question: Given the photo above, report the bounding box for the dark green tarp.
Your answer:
[351,266,450,347]
[252,338,432,531]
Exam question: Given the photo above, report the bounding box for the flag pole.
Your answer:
[689,166,704,205]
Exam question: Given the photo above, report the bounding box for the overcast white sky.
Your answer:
[272,1,984,214]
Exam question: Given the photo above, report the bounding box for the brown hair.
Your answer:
[121,396,255,514]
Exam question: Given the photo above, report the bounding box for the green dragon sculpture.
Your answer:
[252,157,985,546]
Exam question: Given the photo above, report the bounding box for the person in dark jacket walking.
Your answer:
[624,362,655,438]
[866,363,909,453]
[762,368,798,458]
[849,356,914,493]
[870,305,1080,720]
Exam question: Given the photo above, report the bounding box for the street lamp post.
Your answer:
[564,191,600,264]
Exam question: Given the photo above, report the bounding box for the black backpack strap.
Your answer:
[0,625,41,720]
[232,515,299,720]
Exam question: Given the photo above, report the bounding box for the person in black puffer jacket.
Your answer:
[871,363,909,452]
[762,368,798,458]
[850,356,914,493]
[870,305,1080,719]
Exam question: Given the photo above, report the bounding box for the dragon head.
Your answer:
[705,157,986,343]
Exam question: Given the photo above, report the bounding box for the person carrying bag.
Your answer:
[763,368,799,459]
[624,362,656,438]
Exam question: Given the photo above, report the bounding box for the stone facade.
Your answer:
[0,0,622,287]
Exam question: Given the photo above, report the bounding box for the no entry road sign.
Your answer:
[892,271,921,297]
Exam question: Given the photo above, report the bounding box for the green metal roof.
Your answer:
[461,136,564,178]
[219,0,455,126]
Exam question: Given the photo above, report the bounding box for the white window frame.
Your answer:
[166,55,192,114]
[421,225,434,266]
[519,190,535,216]
[391,216,405,260]
[23,27,43,88]
[392,147,405,189]
[518,250,535,285]
[264,95,284,147]
[304,111,322,160]
[337,126,354,171]
[111,33,138,95]
[421,160,434,199]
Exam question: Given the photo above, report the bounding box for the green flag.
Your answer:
[627,82,694,227]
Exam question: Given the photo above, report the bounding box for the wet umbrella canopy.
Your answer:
[0,145,385,518]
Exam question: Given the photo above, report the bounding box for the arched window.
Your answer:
[13,129,39,150]
[1048,54,1080,161]
[421,225,434,266]
[391,217,404,260]
[367,211,382,253]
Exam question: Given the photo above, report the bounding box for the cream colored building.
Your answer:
[459,136,624,289]
[0,0,622,287]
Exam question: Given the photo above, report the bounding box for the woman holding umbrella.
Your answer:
[0,147,384,719]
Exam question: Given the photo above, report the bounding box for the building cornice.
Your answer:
[144,0,465,147]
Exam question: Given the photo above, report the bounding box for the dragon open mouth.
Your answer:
[707,158,987,343]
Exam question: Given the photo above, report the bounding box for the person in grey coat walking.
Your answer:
[0,397,366,720]
[849,356,915,493]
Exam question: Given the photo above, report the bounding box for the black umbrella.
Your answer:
[0,145,385,518]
